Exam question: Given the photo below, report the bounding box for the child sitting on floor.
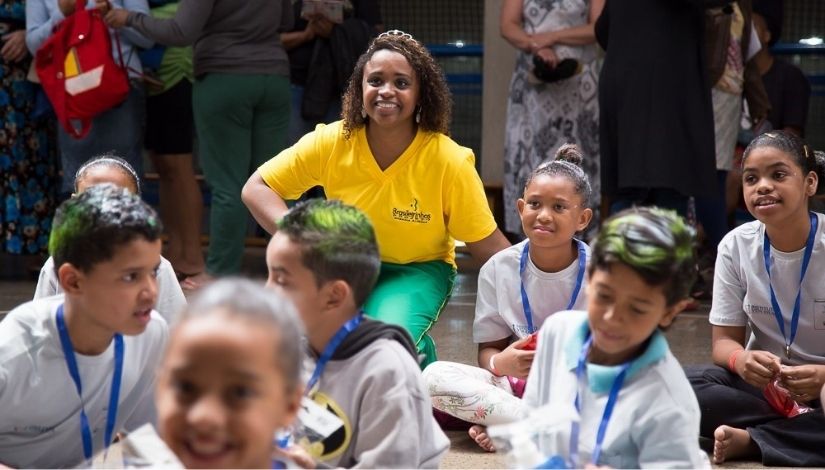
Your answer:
[518,207,707,468]
[422,144,593,452]
[0,184,169,468]
[34,155,186,323]
[687,132,825,466]
[154,278,304,469]
[265,199,449,468]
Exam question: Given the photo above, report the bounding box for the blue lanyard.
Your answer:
[306,313,363,395]
[762,212,817,360]
[520,240,587,334]
[56,304,124,462]
[569,335,632,468]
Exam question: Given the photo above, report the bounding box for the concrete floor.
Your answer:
[0,254,764,468]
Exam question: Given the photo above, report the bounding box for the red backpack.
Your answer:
[35,0,130,139]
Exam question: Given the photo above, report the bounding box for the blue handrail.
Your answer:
[772,43,825,55]
[427,44,483,57]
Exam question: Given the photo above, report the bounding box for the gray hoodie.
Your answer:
[301,319,449,468]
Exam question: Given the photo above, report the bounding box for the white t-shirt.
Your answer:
[0,295,168,468]
[474,239,590,343]
[711,213,825,365]
[522,311,708,469]
[34,256,186,325]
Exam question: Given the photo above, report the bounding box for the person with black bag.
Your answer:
[281,0,382,146]
[500,0,604,241]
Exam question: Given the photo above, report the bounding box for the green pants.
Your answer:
[193,72,290,275]
[363,261,456,369]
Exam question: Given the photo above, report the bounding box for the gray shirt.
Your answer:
[126,0,293,77]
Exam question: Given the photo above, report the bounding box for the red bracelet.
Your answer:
[727,349,744,373]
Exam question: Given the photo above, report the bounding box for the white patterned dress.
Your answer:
[503,0,600,234]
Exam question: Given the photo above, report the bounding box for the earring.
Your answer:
[361,108,367,120]
[415,107,421,124]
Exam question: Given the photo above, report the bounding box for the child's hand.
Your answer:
[736,350,780,389]
[495,336,536,379]
[273,444,315,469]
[779,364,825,403]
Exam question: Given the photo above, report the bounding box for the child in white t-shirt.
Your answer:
[0,184,169,468]
[33,155,186,324]
[423,144,593,451]
[514,207,707,468]
[687,131,825,466]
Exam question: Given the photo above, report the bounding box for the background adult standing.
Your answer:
[500,0,603,239]
[1,0,58,257]
[596,0,730,217]
[139,0,205,285]
[281,0,382,145]
[26,0,151,196]
[104,0,293,286]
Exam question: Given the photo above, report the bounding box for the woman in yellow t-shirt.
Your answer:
[243,30,510,367]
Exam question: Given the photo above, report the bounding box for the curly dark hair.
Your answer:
[341,31,452,138]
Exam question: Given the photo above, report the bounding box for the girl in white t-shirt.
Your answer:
[687,131,825,466]
[422,144,593,451]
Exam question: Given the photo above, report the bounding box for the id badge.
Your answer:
[813,299,825,330]
[297,396,344,443]
[90,441,123,469]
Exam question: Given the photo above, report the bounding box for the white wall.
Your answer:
[480,0,517,186]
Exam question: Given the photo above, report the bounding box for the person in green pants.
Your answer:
[103,0,293,284]
[243,31,510,368]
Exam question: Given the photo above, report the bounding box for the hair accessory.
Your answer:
[804,145,811,160]
[378,29,414,41]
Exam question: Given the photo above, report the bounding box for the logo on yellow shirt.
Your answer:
[392,198,432,224]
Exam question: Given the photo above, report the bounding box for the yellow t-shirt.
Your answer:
[258,121,498,266]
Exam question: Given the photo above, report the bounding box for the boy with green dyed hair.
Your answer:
[518,207,707,468]
[265,199,449,468]
[0,184,169,468]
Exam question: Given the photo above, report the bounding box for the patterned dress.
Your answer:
[502,0,600,234]
[0,0,58,255]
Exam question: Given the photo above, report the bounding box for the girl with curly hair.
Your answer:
[243,30,510,368]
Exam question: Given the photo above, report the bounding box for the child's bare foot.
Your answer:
[468,425,495,452]
[713,425,756,464]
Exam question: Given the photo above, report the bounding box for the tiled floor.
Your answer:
[0,254,763,468]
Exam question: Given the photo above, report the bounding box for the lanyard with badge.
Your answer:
[567,334,632,468]
[520,240,587,334]
[763,211,817,360]
[279,312,363,458]
[56,304,124,463]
